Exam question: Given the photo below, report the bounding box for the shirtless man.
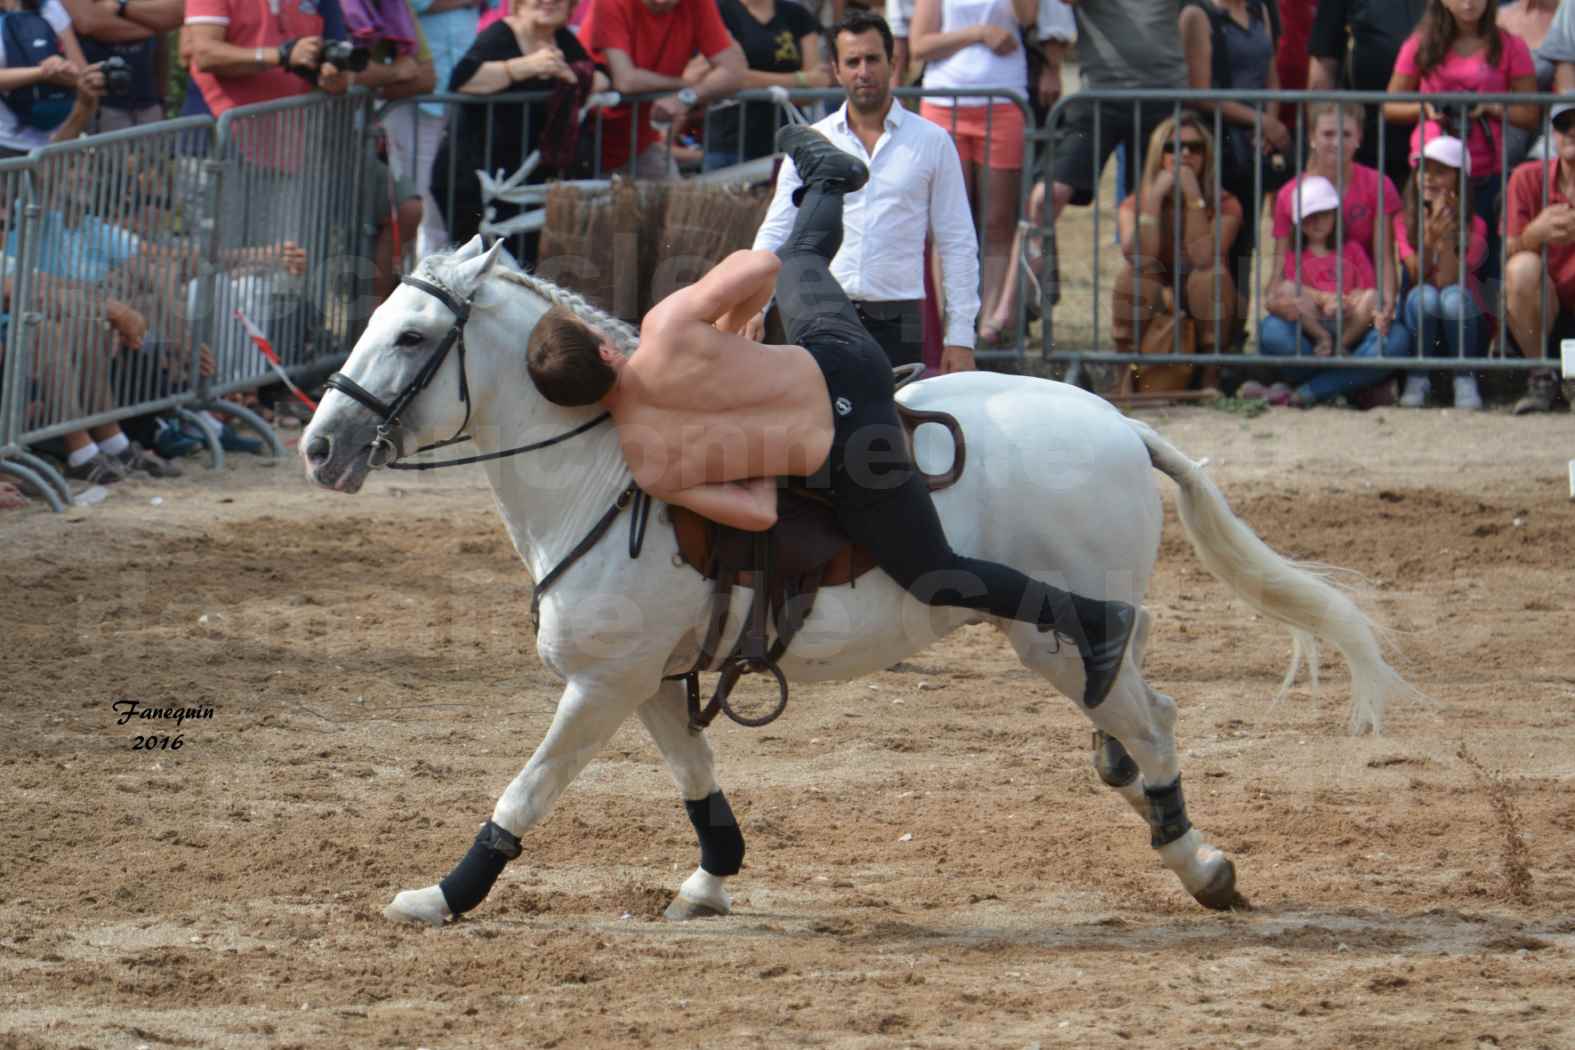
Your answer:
[524,125,1136,708]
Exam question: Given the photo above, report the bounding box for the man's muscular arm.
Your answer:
[655,478,778,532]
[644,250,781,334]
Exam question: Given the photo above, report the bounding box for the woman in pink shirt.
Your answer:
[1258,175,1413,407]
[1385,0,1538,280]
[1395,129,1489,409]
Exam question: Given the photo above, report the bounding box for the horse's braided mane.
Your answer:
[417,249,639,357]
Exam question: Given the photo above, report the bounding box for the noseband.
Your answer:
[324,274,609,471]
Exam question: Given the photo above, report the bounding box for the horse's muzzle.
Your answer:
[301,429,375,494]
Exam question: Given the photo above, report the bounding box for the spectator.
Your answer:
[1529,0,1575,161]
[1180,0,1287,350]
[885,0,912,85]
[1395,128,1487,410]
[1273,0,1315,128]
[1268,103,1403,343]
[1502,102,1575,414]
[429,0,609,261]
[910,0,1033,348]
[579,0,745,178]
[1383,0,1537,278]
[705,0,829,171]
[342,1,435,296]
[1308,0,1427,192]
[1112,114,1241,392]
[387,0,478,255]
[1027,0,1074,128]
[981,0,1191,343]
[1259,174,1411,408]
[58,0,183,132]
[185,0,352,117]
[751,10,978,371]
[0,0,91,157]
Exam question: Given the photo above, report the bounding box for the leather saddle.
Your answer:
[669,397,966,732]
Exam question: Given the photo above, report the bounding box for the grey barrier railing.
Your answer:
[0,91,382,510]
[375,84,1034,361]
[1033,88,1573,383]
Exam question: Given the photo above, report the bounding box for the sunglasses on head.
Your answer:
[1163,140,1205,156]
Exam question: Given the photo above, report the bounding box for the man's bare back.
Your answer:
[594,250,835,529]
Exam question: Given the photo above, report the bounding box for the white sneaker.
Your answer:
[1399,374,1430,408]
[1453,374,1483,411]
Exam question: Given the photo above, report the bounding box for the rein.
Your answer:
[326,271,646,615]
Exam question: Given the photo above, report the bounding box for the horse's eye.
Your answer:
[395,330,424,348]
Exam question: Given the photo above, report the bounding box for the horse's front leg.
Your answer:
[384,679,645,926]
[635,679,742,920]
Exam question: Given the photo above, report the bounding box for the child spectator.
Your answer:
[1396,128,1487,410]
[1384,0,1538,275]
[1269,102,1403,340]
[1259,175,1412,408]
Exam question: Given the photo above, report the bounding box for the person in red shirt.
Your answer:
[183,0,351,117]
[579,0,745,177]
[1503,102,1575,414]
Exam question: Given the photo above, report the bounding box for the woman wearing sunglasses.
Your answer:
[1111,113,1242,393]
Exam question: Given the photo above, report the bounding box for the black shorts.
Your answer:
[1047,99,1178,207]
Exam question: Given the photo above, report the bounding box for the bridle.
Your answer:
[323,273,610,472]
[323,271,648,632]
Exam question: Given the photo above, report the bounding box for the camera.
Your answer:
[100,55,132,98]
[321,40,371,74]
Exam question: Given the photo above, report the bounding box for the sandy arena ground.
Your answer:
[2,403,1572,1050]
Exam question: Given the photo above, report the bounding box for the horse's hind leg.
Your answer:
[383,680,644,926]
[1010,615,1240,910]
[636,679,743,921]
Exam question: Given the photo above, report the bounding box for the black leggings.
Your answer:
[775,187,1057,627]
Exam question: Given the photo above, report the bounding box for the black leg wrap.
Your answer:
[1144,776,1192,849]
[1092,731,1140,789]
[685,791,745,877]
[438,820,523,916]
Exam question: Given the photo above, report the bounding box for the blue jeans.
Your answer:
[1403,284,1484,365]
[1258,314,1413,403]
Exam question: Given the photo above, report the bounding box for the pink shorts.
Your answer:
[919,101,1025,170]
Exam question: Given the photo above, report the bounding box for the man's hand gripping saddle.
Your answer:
[669,384,966,732]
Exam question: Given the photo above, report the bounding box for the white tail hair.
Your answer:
[1126,418,1415,734]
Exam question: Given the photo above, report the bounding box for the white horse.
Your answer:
[302,237,1412,927]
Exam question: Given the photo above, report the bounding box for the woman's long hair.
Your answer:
[1414,0,1502,77]
[1138,114,1218,213]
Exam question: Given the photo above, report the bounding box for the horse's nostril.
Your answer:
[305,435,332,464]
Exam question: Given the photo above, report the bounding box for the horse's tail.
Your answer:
[1125,418,1413,735]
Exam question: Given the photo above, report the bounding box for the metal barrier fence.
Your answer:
[0,92,381,510]
[375,85,1034,359]
[1032,88,1574,393]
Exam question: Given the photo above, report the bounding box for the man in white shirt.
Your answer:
[750,10,979,372]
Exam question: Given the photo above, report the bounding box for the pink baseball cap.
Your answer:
[1409,122,1470,174]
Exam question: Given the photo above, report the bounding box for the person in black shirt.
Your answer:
[60,0,185,132]
[428,0,608,262]
[704,0,829,171]
[1308,0,1428,191]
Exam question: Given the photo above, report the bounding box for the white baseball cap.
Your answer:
[1290,175,1340,223]
[1409,122,1470,173]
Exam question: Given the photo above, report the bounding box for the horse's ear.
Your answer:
[451,239,507,295]
[451,235,487,262]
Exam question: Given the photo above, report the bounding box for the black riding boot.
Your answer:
[777,125,869,203]
[1039,588,1137,709]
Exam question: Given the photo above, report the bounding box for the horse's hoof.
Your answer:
[1190,858,1240,911]
[663,894,729,921]
[384,885,451,927]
